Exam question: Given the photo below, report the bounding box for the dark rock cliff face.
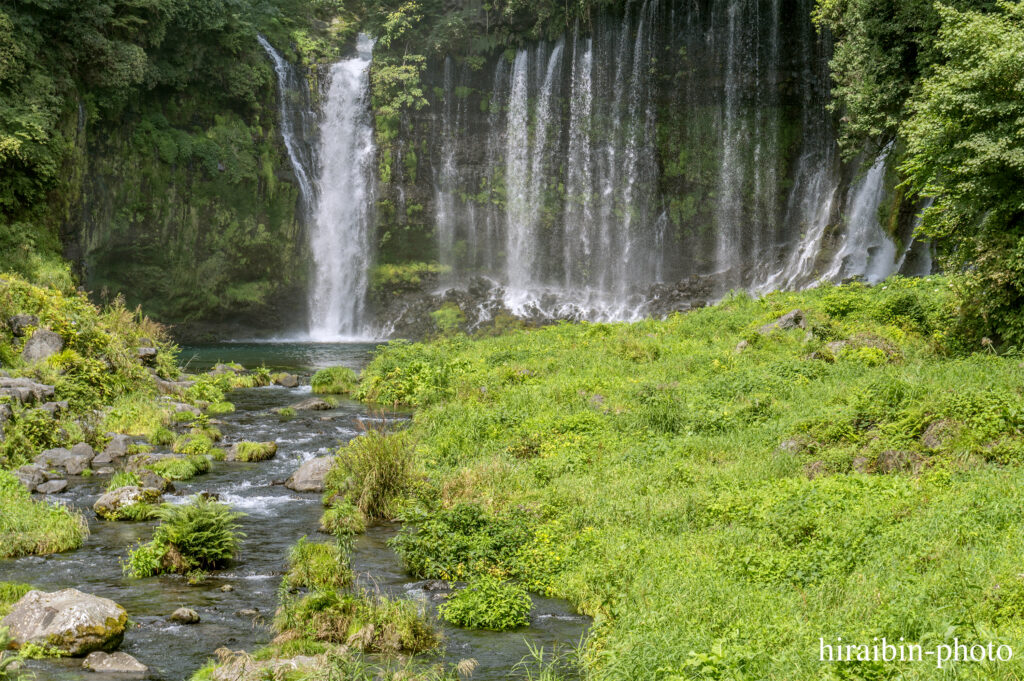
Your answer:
[72,84,312,340]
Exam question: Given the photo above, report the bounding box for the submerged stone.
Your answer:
[169,607,200,624]
[35,479,69,494]
[82,651,148,673]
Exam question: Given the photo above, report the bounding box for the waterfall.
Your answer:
[257,35,316,213]
[714,0,744,289]
[824,149,898,284]
[254,0,919,335]
[563,27,594,288]
[308,35,376,340]
[434,57,458,270]
[504,49,533,291]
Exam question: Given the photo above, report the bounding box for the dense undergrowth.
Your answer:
[348,276,1024,680]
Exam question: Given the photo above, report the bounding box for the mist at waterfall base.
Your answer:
[261,0,936,339]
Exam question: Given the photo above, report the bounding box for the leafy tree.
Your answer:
[900,2,1024,346]
[814,0,996,156]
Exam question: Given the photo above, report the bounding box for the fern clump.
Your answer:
[125,497,244,578]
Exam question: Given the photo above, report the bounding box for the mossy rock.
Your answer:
[1,589,127,656]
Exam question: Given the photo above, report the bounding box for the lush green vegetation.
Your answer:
[438,572,532,631]
[351,277,1024,679]
[818,0,1023,346]
[322,429,417,527]
[231,440,278,462]
[283,537,354,591]
[0,583,32,619]
[0,470,88,558]
[0,0,355,326]
[125,497,244,578]
[311,366,359,395]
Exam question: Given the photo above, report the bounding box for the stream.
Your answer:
[3,343,587,680]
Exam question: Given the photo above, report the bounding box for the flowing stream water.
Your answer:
[4,344,586,681]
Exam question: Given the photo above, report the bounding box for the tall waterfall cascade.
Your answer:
[262,34,377,340]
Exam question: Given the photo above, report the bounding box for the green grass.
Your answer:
[355,277,1024,680]
[231,441,277,462]
[323,429,416,523]
[0,582,32,618]
[0,470,88,558]
[147,454,210,480]
[274,588,439,654]
[311,366,359,395]
[106,471,142,490]
[283,537,354,591]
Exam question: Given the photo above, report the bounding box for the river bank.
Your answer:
[2,341,587,680]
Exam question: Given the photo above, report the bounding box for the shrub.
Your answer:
[125,497,244,577]
[431,303,465,335]
[283,537,353,591]
[206,401,235,415]
[173,432,214,456]
[320,502,367,537]
[390,504,534,581]
[324,430,416,523]
[312,367,359,395]
[438,574,531,631]
[151,426,175,446]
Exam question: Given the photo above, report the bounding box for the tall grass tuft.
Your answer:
[324,425,416,523]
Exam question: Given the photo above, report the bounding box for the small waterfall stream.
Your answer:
[257,36,316,215]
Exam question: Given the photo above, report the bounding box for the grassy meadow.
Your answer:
[336,276,1024,680]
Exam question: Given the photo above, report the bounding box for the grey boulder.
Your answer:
[35,479,68,494]
[1,588,128,656]
[101,434,133,461]
[8,314,39,337]
[274,373,299,388]
[21,329,64,363]
[285,456,333,493]
[36,444,94,475]
[82,651,148,673]
[757,309,806,335]
[0,376,55,405]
